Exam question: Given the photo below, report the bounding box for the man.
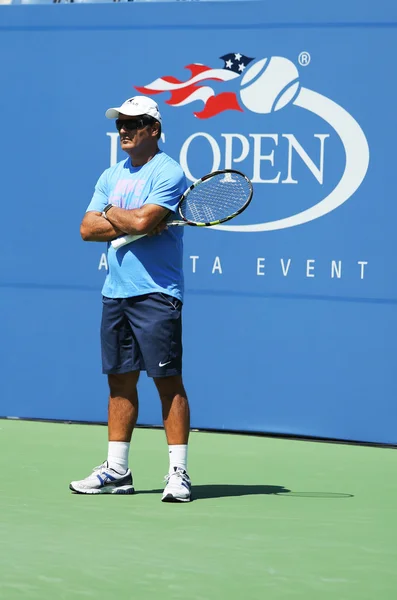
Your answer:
[69,96,191,502]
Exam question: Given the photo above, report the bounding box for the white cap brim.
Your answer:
[105,108,123,119]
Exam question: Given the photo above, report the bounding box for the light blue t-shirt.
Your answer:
[86,151,186,301]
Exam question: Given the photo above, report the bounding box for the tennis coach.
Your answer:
[69,96,191,502]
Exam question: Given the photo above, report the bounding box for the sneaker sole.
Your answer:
[161,493,192,503]
[69,484,135,495]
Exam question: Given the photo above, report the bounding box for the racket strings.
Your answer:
[179,173,252,224]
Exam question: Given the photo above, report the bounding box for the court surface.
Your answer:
[1,419,396,600]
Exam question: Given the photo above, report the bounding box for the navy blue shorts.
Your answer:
[101,293,183,377]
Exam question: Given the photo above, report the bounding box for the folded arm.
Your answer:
[80,211,125,242]
[105,204,170,236]
[80,204,170,242]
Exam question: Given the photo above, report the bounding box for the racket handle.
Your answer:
[110,221,185,250]
[111,233,146,249]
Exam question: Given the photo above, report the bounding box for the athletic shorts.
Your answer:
[101,293,183,378]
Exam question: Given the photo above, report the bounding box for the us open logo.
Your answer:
[132,53,370,233]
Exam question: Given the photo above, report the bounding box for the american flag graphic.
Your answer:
[135,53,255,119]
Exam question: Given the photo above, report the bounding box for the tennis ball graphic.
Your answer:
[240,57,300,114]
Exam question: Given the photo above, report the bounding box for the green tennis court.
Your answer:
[1,419,396,599]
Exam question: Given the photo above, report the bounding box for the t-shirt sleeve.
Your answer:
[145,165,187,213]
[85,170,109,213]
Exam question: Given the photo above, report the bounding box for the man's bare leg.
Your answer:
[154,375,190,445]
[108,371,140,441]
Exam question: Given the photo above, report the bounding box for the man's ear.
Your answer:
[151,123,160,138]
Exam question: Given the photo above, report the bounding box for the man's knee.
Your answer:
[108,371,140,397]
[154,375,187,401]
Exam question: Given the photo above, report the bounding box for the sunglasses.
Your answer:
[115,116,154,132]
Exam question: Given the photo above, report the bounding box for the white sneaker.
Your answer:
[69,461,134,495]
[162,467,192,502]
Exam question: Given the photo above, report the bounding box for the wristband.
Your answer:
[102,203,114,219]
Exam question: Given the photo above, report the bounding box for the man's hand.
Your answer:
[146,220,169,237]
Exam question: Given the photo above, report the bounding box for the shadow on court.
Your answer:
[135,485,354,500]
[192,484,291,499]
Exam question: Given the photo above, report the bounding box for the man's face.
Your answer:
[116,113,158,154]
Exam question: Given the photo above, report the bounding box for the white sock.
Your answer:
[107,441,130,473]
[168,444,188,474]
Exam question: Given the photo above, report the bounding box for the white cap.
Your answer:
[105,96,162,123]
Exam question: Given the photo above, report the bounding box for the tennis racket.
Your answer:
[111,169,253,250]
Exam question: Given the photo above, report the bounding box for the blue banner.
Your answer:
[0,2,396,443]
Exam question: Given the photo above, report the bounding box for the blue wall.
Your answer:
[1,1,396,444]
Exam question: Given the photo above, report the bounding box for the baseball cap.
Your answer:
[105,96,162,123]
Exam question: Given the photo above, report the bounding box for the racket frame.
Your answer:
[177,169,253,227]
